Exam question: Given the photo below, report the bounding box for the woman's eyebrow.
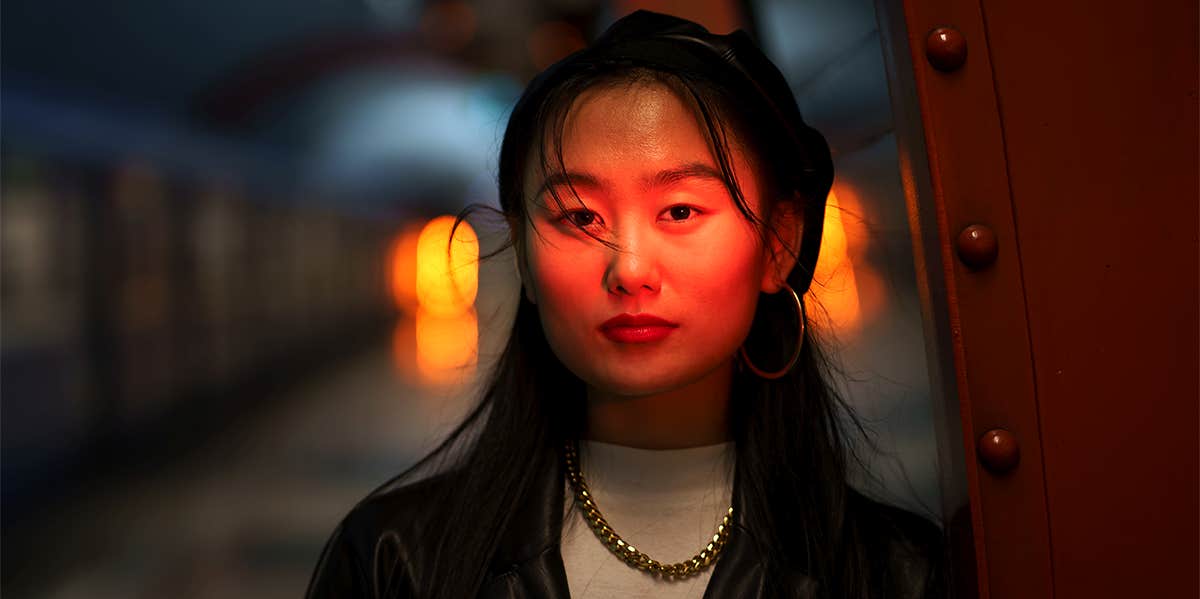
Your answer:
[534,162,725,201]
[643,162,726,189]
[535,171,602,201]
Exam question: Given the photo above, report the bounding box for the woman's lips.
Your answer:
[599,313,679,343]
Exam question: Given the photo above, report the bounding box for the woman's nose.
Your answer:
[604,233,661,297]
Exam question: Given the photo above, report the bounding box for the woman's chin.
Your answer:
[591,381,678,399]
[584,364,721,400]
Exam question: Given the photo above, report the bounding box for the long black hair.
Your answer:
[389,10,878,599]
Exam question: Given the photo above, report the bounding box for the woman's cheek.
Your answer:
[687,233,765,328]
[528,245,603,337]
[535,237,597,291]
[684,226,763,286]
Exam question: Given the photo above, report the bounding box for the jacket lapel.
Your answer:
[705,468,819,599]
[480,447,571,599]
[701,521,768,599]
[701,521,818,598]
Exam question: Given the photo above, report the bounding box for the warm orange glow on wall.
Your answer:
[416,216,479,317]
[807,190,863,332]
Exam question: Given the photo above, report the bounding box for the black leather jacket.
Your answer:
[306,452,944,598]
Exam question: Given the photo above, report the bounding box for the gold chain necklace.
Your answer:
[562,441,734,578]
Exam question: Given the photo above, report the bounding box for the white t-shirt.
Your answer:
[561,440,735,599]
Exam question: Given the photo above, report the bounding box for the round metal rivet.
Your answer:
[977,428,1021,473]
[926,26,968,71]
[957,223,999,269]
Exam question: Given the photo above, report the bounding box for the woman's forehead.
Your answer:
[563,83,709,155]
[524,82,751,192]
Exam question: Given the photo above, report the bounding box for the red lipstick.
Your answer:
[599,313,679,343]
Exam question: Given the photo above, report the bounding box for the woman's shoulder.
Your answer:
[345,472,453,534]
[843,488,946,599]
[844,487,943,553]
[305,473,452,598]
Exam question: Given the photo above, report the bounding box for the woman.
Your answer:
[307,10,944,599]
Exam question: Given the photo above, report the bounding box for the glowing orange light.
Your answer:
[807,190,863,332]
[389,216,481,386]
[389,222,424,314]
[415,307,478,384]
[416,216,478,317]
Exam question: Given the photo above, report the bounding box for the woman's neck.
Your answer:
[583,358,733,449]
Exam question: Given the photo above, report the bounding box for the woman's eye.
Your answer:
[662,205,700,222]
[560,210,600,228]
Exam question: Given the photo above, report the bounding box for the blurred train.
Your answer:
[0,98,399,521]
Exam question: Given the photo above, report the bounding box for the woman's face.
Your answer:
[520,81,796,398]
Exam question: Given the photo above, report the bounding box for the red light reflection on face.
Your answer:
[521,83,792,399]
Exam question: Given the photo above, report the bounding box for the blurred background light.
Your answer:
[389,222,424,314]
[808,190,863,334]
[365,0,423,25]
[415,216,478,317]
[389,215,481,386]
[528,20,587,71]
[415,308,479,384]
[420,0,479,52]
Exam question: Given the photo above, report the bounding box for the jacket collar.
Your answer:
[479,446,817,598]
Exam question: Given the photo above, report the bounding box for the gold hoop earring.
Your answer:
[738,283,806,380]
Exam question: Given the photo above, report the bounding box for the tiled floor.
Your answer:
[14,342,479,599]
